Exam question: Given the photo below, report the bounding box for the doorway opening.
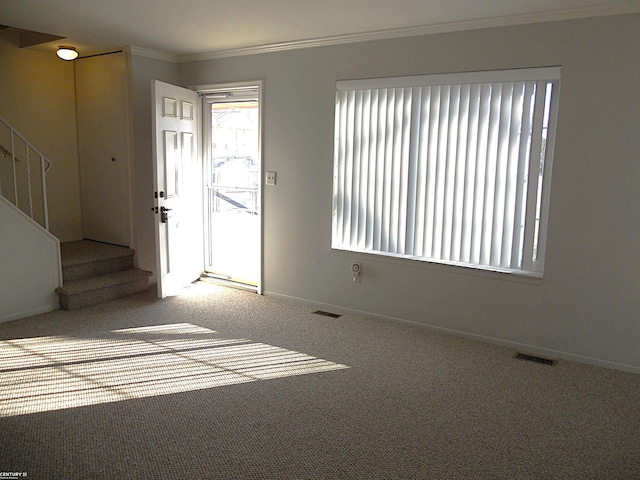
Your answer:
[201,85,261,290]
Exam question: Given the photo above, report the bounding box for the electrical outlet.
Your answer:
[265,171,277,186]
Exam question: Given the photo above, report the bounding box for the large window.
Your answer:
[332,67,560,276]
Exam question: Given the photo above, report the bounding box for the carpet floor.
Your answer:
[1,282,639,479]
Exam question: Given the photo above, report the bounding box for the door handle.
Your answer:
[160,206,172,223]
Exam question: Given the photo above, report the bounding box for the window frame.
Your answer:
[332,67,561,277]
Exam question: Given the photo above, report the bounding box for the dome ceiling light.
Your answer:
[56,46,78,61]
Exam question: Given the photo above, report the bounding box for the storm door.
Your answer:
[202,85,261,289]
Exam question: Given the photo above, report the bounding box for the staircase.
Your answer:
[55,240,152,310]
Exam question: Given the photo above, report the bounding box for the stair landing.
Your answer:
[56,240,152,310]
[61,239,133,265]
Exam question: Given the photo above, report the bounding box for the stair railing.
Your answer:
[0,115,51,231]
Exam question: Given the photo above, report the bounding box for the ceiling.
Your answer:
[1,0,639,60]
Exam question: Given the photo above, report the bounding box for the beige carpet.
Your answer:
[0,282,638,479]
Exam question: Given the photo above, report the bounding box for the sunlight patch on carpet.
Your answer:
[0,323,349,417]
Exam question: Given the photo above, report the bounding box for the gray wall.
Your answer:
[174,14,640,372]
[131,55,179,279]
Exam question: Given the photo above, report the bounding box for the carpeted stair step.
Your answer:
[61,240,135,283]
[56,269,152,310]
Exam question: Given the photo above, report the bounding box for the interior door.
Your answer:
[75,51,133,247]
[152,80,203,298]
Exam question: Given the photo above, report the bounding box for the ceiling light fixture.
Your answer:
[56,46,78,61]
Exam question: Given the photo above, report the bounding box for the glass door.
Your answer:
[203,87,260,287]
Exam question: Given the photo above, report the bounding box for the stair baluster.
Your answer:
[0,115,51,231]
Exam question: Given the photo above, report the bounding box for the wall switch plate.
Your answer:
[266,171,277,186]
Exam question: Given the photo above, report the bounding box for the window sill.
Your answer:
[331,247,544,286]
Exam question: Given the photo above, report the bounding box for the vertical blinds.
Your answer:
[332,68,560,274]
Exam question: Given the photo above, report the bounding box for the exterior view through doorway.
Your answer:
[202,85,261,289]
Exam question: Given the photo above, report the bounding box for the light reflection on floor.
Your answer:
[0,323,348,417]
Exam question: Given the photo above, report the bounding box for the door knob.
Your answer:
[160,206,172,223]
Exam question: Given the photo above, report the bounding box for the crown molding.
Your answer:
[133,2,640,64]
[130,46,179,63]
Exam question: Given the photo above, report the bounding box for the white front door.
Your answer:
[152,80,203,298]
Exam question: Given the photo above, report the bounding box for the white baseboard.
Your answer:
[264,291,640,375]
[0,303,60,324]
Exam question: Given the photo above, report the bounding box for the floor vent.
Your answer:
[514,352,556,366]
[313,310,342,319]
